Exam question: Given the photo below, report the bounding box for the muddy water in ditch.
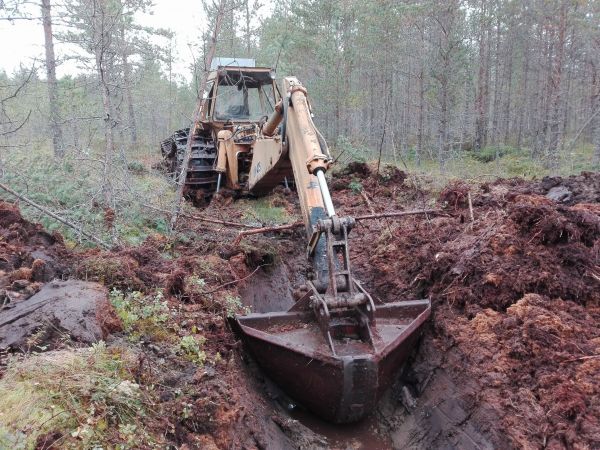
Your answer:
[238,263,393,449]
[290,408,392,449]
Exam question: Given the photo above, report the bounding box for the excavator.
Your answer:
[161,58,431,423]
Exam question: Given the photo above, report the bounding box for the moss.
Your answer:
[75,255,141,289]
[0,344,156,449]
[240,197,289,225]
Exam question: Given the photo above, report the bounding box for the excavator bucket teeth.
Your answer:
[232,299,431,423]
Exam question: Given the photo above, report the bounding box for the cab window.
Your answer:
[214,75,275,121]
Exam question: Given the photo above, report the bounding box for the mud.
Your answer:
[0,201,72,305]
[0,280,119,351]
[333,169,600,449]
[239,261,295,313]
[0,171,599,449]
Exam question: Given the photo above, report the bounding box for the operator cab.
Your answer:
[204,59,279,123]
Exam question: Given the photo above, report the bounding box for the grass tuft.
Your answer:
[0,343,156,449]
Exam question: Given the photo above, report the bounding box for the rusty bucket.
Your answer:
[233,298,431,423]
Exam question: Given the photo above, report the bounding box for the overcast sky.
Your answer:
[0,0,210,81]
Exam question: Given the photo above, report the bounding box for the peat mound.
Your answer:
[342,171,599,448]
[0,201,72,305]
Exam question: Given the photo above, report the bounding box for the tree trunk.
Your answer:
[41,0,64,159]
[474,0,489,151]
[439,73,449,172]
[503,42,513,144]
[71,103,79,150]
[121,22,137,145]
[490,14,501,144]
[245,0,251,54]
[593,68,600,167]
[92,0,116,209]
[534,33,554,158]
[416,23,425,167]
[170,0,227,230]
[516,33,530,149]
[98,60,115,208]
[546,2,568,170]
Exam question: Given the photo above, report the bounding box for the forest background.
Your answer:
[1,0,599,244]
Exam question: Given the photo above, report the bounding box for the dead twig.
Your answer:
[359,188,392,234]
[562,354,600,363]
[234,221,303,244]
[199,264,266,296]
[234,209,441,242]
[142,203,259,230]
[0,182,111,249]
[360,190,376,215]
[467,191,475,230]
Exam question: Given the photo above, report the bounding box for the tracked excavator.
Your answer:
[161,59,431,423]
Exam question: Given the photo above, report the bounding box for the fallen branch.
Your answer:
[199,264,267,296]
[233,209,441,243]
[359,190,376,215]
[467,192,475,229]
[234,221,303,244]
[142,203,259,230]
[354,209,440,221]
[0,182,111,249]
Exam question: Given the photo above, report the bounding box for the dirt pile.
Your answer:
[352,181,600,311]
[0,199,316,449]
[445,294,600,448]
[332,170,600,448]
[0,203,122,354]
[476,171,600,205]
[0,201,72,306]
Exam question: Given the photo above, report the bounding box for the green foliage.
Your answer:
[348,179,363,193]
[0,146,175,247]
[178,335,206,365]
[223,294,249,318]
[126,161,147,174]
[334,136,372,163]
[186,275,207,292]
[185,276,249,318]
[0,343,156,449]
[109,289,170,341]
[470,145,518,163]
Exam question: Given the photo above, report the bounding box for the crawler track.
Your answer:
[161,128,219,202]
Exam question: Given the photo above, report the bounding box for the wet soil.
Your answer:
[333,168,600,449]
[0,280,119,352]
[0,201,72,302]
[1,169,599,449]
